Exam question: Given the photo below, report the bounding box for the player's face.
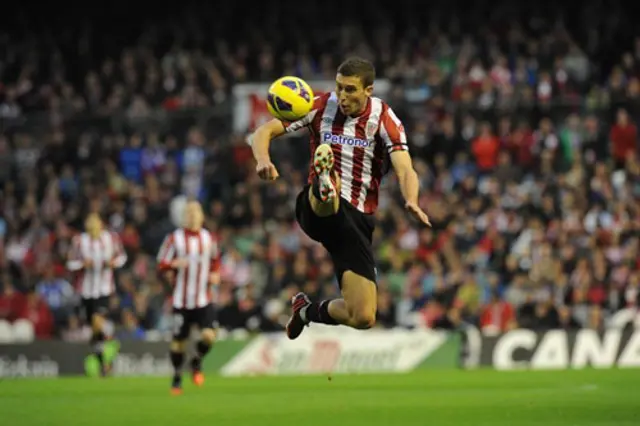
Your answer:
[336,74,373,116]
[184,202,204,230]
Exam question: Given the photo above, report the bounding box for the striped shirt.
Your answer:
[156,228,220,310]
[66,231,127,299]
[284,92,408,214]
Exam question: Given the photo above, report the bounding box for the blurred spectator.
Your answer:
[259,299,287,332]
[472,123,500,172]
[15,290,54,339]
[479,291,516,335]
[36,266,76,326]
[62,315,92,342]
[0,278,25,322]
[376,290,397,328]
[610,109,638,169]
[115,309,146,341]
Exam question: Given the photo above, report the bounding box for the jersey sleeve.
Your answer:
[66,235,84,271]
[156,233,176,271]
[378,105,409,154]
[282,93,329,134]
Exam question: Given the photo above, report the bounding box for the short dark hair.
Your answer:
[337,57,376,88]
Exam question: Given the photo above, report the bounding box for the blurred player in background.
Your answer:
[66,213,127,376]
[157,200,220,395]
[250,57,429,338]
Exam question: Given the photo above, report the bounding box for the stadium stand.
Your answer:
[0,0,638,342]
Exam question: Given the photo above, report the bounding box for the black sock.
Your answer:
[170,351,185,379]
[196,340,212,357]
[191,340,212,371]
[306,300,339,325]
[91,331,106,370]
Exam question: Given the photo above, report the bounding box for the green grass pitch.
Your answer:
[1,369,637,426]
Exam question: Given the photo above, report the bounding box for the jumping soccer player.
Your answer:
[156,200,220,395]
[249,57,430,338]
[66,213,127,376]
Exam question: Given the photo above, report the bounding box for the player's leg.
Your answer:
[90,313,108,374]
[169,310,190,395]
[86,298,110,376]
[169,339,186,394]
[302,271,377,329]
[287,209,378,336]
[306,143,377,326]
[287,272,376,336]
[289,172,342,338]
[189,304,217,386]
[308,144,341,216]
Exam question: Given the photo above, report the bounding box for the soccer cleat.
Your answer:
[286,292,311,340]
[192,370,205,387]
[192,372,205,387]
[313,144,336,203]
[170,376,183,396]
[190,358,205,386]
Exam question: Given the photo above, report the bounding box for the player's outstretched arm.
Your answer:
[390,151,431,227]
[248,119,287,181]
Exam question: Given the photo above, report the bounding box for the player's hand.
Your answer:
[83,259,94,269]
[209,272,221,286]
[405,202,431,227]
[171,258,189,269]
[256,159,279,181]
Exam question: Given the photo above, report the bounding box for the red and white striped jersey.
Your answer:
[66,231,127,299]
[156,228,220,310]
[284,92,408,214]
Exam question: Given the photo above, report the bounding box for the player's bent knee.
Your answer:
[200,328,216,344]
[350,310,376,329]
[170,340,186,352]
[346,299,377,329]
[341,271,377,329]
[91,314,104,330]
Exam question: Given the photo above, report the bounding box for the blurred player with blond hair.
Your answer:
[157,200,221,395]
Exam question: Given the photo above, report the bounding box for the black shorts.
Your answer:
[295,185,377,285]
[81,296,110,322]
[171,304,218,341]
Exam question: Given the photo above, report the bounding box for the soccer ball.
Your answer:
[266,76,314,122]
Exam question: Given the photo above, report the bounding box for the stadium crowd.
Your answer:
[0,0,639,341]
